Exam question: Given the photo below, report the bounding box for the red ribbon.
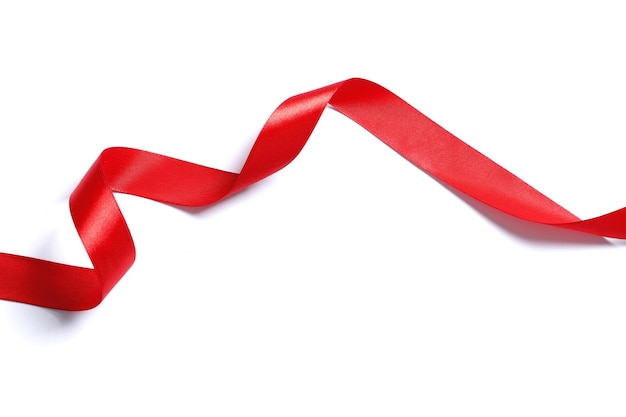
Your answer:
[1,78,625,310]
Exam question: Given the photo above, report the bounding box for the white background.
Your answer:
[1,1,626,416]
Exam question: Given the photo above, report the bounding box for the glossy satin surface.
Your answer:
[1,78,624,310]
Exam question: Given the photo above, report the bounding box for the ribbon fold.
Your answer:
[1,78,624,310]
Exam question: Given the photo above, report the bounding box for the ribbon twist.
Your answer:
[1,78,625,310]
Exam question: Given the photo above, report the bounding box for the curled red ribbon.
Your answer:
[1,78,625,310]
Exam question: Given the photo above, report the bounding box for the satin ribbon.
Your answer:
[1,78,624,311]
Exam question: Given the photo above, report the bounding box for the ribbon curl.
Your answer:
[1,78,625,310]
